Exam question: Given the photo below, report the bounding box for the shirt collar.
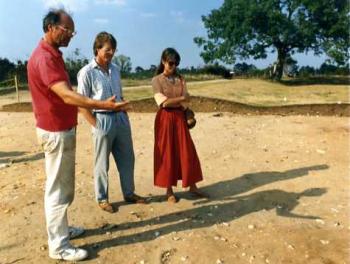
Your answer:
[39,39,62,58]
[91,58,112,72]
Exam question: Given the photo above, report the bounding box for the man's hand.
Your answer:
[104,96,129,111]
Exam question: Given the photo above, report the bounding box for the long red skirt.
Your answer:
[154,108,203,188]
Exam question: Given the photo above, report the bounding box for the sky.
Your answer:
[0,0,327,70]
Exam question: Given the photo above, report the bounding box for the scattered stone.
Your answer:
[213,113,223,117]
[316,149,326,154]
[330,208,339,213]
[315,219,325,225]
[140,260,145,264]
[40,245,47,251]
[216,259,224,264]
[320,240,329,245]
[172,236,180,241]
[248,224,255,230]
[155,231,161,237]
[214,236,220,240]
[287,244,295,250]
[222,222,230,227]
[0,163,10,169]
[160,249,176,263]
[181,256,188,261]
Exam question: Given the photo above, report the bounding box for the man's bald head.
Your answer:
[43,9,73,33]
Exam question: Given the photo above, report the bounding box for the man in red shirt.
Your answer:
[27,9,128,262]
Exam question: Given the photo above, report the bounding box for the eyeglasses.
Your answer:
[168,61,178,67]
[58,25,77,37]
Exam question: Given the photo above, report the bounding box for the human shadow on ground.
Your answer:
[0,152,44,164]
[0,151,26,161]
[80,164,329,259]
[83,187,326,260]
[121,164,329,206]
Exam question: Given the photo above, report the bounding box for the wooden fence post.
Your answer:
[15,74,19,103]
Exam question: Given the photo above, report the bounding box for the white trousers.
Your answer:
[36,127,76,254]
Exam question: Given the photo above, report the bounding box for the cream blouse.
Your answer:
[152,74,189,107]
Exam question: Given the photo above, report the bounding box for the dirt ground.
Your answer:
[0,111,349,264]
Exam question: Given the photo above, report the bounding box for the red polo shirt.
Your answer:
[27,39,77,131]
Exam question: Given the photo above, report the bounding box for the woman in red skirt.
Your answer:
[152,48,207,203]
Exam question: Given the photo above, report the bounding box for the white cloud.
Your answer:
[94,0,126,6]
[41,0,89,13]
[93,18,110,24]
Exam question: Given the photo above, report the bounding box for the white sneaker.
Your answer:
[50,247,88,261]
[69,226,85,239]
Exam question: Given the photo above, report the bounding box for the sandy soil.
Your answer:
[0,112,349,264]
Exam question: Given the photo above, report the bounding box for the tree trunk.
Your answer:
[272,49,287,80]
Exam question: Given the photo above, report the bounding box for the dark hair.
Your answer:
[93,32,117,56]
[43,9,69,33]
[156,48,181,75]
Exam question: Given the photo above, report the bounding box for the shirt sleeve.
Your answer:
[38,56,67,89]
[152,77,168,107]
[77,67,91,97]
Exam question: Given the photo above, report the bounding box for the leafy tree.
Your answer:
[113,55,132,76]
[194,0,349,80]
[0,58,15,81]
[65,48,89,85]
[135,66,144,73]
[233,62,257,76]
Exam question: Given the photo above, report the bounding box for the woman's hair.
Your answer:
[156,47,181,75]
[93,32,117,56]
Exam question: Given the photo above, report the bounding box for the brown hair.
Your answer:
[156,47,181,75]
[93,31,117,56]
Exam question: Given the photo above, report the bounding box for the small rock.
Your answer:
[140,260,145,264]
[316,149,326,154]
[216,259,224,264]
[40,245,47,251]
[315,219,325,225]
[320,240,329,245]
[288,244,295,250]
[248,224,255,230]
[155,231,160,237]
[181,256,188,261]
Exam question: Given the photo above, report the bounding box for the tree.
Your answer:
[194,0,349,80]
[65,48,89,85]
[113,55,132,75]
[233,62,257,76]
[0,58,15,81]
[135,66,144,73]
